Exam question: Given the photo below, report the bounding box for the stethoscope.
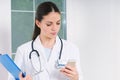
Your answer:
[29,37,63,75]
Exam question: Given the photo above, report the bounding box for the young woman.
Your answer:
[8,1,83,80]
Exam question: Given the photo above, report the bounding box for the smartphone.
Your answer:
[67,59,76,67]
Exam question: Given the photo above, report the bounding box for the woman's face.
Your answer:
[36,12,61,39]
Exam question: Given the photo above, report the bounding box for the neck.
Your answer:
[39,35,56,48]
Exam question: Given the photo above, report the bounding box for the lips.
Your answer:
[51,32,57,35]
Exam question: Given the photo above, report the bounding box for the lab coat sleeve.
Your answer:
[8,47,25,80]
[14,47,25,71]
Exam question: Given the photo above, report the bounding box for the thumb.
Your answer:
[19,72,24,79]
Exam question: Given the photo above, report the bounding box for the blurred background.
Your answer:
[0,0,120,80]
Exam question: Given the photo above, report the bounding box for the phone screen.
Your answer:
[67,60,76,67]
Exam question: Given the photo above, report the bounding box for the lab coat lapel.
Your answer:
[33,36,48,70]
[33,36,61,74]
[48,36,61,67]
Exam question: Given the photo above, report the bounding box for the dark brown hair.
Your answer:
[32,1,60,40]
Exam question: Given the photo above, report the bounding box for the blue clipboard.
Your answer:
[0,54,25,80]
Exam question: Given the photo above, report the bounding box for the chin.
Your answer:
[50,35,57,39]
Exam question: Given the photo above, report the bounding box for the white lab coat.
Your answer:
[8,36,83,80]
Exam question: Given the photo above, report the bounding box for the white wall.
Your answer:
[67,0,120,80]
[0,0,11,54]
[0,0,11,80]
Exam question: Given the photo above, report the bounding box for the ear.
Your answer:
[35,19,41,28]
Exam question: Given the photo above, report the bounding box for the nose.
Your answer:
[51,24,57,31]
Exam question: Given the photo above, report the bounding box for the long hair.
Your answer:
[32,1,60,40]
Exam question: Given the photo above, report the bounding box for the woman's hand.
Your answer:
[60,65,79,80]
[19,72,32,80]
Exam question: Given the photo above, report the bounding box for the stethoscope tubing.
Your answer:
[29,37,63,73]
[58,37,63,60]
[29,37,63,60]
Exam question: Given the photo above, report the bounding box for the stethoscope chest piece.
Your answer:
[55,59,67,69]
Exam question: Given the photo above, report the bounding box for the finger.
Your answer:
[61,68,79,80]
[65,65,77,72]
[63,68,73,74]
[60,68,78,77]
[26,75,32,80]
[61,68,77,77]
[19,72,23,79]
[61,70,73,77]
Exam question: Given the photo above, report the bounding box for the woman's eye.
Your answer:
[57,22,60,25]
[46,24,51,26]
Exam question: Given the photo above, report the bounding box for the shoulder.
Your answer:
[14,41,32,62]
[17,41,32,50]
[15,41,32,57]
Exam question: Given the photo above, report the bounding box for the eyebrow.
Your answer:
[46,19,61,23]
[57,19,61,22]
